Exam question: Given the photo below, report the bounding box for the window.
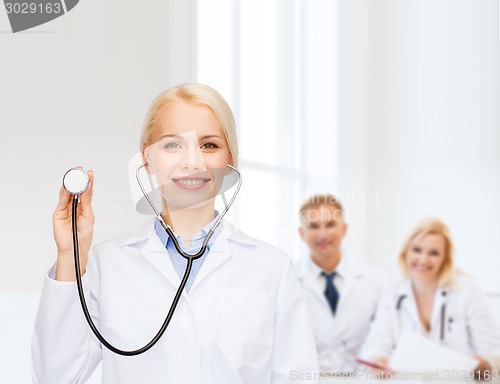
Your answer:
[197,0,340,260]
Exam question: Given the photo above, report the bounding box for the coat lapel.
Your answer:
[140,233,183,289]
[337,269,356,308]
[398,282,447,337]
[296,257,326,304]
[121,219,257,294]
[189,237,232,291]
[189,221,256,292]
[430,288,446,337]
[397,281,421,332]
[120,219,184,291]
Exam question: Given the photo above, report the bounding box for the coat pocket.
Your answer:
[216,289,274,369]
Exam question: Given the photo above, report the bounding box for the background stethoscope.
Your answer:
[396,291,451,341]
[62,164,242,356]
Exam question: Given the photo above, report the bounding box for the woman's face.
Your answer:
[144,100,232,211]
[406,233,447,283]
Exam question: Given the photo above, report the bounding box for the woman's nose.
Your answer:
[417,253,429,263]
[181,146,205,170]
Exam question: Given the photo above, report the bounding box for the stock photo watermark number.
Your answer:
[5,2,62,14]
[3,0,80,33]
[290,369,500,382]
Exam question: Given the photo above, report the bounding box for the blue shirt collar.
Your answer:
[154,211,222,251]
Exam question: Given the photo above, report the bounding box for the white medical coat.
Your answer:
[32,220,320,384]
[360,273,500,370]
[295,257,386,372]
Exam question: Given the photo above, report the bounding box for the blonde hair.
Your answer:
[399,218,455,287]
[299,194,345,222]
[140,83,238,167]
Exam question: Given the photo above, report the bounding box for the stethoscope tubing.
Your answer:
[71,164,242,356]
[72,196,194,356]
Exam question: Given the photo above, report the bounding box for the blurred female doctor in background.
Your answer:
[31,83,319,384]
[359,218,500,377]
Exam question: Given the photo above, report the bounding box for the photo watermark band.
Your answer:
[3,0,79,33]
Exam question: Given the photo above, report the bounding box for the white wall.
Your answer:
[0,0,198,293]
[0,1,196,382]
[338,0,500,294]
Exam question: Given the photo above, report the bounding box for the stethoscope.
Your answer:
[62,164,242,356]
[396,290,452,341]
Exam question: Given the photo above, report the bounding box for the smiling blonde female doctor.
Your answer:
[359,218,500,378]
[31,83,319,384]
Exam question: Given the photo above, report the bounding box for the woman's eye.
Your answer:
[411,246,422,253]
[430,250,440,256]
[163,142,181,149]
[201,142,219,150]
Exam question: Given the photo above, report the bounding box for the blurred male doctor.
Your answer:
[295,194,386,375]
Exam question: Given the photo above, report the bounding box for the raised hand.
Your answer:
[53,169,95,281]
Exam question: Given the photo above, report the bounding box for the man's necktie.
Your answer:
[321,271,339,315]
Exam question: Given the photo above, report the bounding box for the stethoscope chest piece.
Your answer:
[63,168,90,195]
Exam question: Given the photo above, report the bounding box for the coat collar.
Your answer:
[119,219,257,247]
[296,255,368,303]
[118,219,257,292]
[296,252,366,280]
[395,280,447,333]
[189,220,257,291]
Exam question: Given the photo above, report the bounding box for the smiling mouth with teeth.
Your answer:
[172,177,211,190]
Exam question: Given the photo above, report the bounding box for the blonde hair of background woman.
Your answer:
[398,218,458,288]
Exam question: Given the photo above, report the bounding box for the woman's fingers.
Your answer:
[79,170,94,221]
[473,355,493,380]
[369,357,394,380]
[54,184,72,219]
[54,168,93,219]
